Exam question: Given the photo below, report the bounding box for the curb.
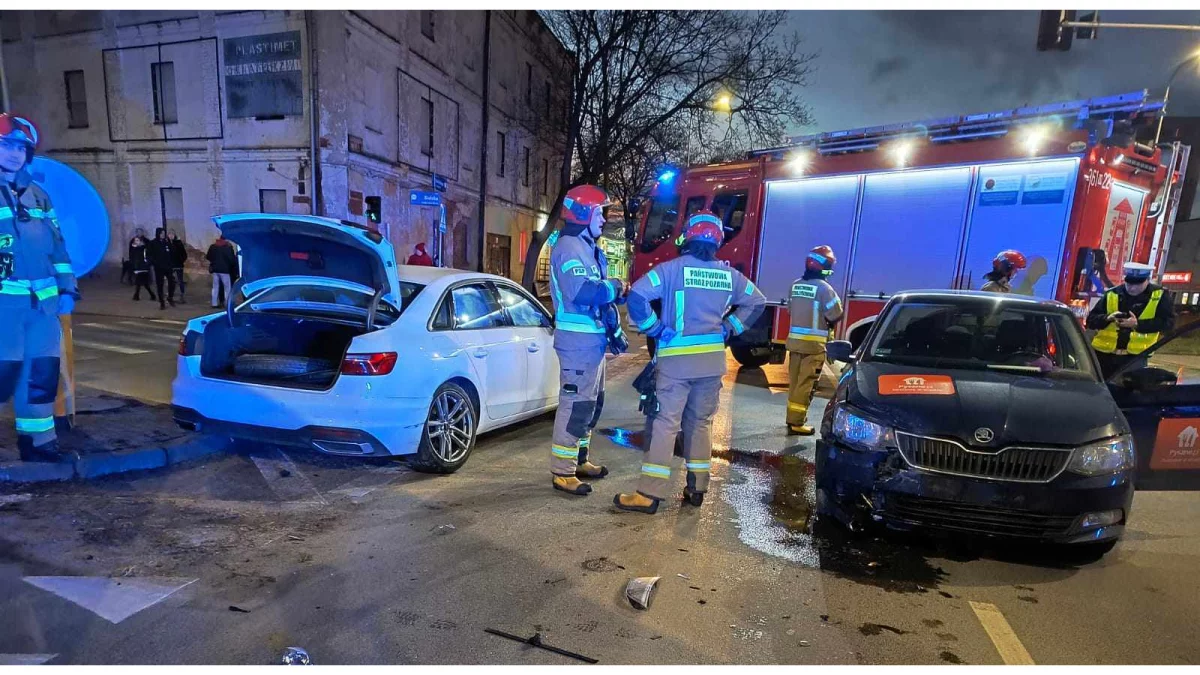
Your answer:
[0,434,228,485]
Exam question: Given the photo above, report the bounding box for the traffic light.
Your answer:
[1036,10,1075,51]
[365,196,381,224]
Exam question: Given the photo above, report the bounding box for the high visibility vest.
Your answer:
[1092,289,1163,355]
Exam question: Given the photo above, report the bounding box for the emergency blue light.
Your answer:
[658,169,677,183]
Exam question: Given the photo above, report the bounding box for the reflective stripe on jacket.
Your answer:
[786,277,842,353]
[1092,288,1163,355]
[0,175,77,313]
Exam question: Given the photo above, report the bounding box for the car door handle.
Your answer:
[527,343,541,353]
[472,348,489,359]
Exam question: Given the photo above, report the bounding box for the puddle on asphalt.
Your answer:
[717,447,948,593]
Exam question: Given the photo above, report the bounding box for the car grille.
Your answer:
[896,433,1070,483]
[885,495,1077,538]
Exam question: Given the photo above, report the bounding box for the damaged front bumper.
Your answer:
[814,439,1133,545]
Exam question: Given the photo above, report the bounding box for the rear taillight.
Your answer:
[341,352,398,376]
[178,335,187,356]
[178,331,203,356]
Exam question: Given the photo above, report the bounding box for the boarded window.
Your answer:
[260,189,287,213]
[522,147,530,187]
[496,131,506,177]
[421,97,434,157]
[160,188,185,239]
[421,11,435,41]
[151,61,178,124]
[64,70,88,129]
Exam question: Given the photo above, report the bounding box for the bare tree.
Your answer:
[520,10,816,290]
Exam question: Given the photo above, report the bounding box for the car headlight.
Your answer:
[832,404,895,452]
[1067,436,1135,476]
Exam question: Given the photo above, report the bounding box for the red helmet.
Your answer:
[0,113,39,150]
[682,210,723,246]
[806,245,836,275]
[993,250,1027,275]
[561,184,611,226]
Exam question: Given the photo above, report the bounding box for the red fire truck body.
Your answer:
[632,91,1190,366]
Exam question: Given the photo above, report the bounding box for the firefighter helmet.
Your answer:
[806,245,837,276]
[0,113,39,150]
[561,184,611,226]
[682,210,724,246]
[992,250,1027,275]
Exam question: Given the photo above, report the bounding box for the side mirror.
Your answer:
[826,340,855,363]
[1117,366,1178,391]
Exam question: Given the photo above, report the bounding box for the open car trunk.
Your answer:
[200,313,365,390]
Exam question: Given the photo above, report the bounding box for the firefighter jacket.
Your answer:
[0,172,78,315]
[628,254,766,380]
[1087,283,1175,355]
[549,230,624,352]
[786,276,843,354]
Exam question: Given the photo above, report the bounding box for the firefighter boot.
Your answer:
[788,424,816,436]
[553,475,593,496]
[682,472,704,507]
[613,492,660,514]
[17,437,65,463]
[575,434,608,479]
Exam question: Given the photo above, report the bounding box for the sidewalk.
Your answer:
[76,264,222,321]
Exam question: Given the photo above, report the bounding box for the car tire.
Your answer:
[410,382,478,474]
[731,344,770,369]
[233,354,338,384]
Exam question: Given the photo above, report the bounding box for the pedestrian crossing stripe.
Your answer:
[71,339,151,355]
[22,576,197,624]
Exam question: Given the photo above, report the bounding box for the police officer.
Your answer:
[786,245,842,436]
[615,211,766,513]
[1087,261,1175,380]
[548,184,625,496]
[981,250,1027,293]
[0,114,79,462]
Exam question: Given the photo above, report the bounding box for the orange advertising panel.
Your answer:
[878,375,956,396]
[1150,418,1200,471]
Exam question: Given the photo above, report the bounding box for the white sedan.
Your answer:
[172,213,560,473]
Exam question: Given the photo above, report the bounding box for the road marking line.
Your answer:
[22,576,197,624]
[0,654,58,665]
[71,339,151,355]
[147,318,188,326]
[251,449,327,506]
[969,600,1035,665]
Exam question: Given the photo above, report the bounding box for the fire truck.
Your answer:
[631,90,1191,367]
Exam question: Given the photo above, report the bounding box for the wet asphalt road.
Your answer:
[2,344,1199,665]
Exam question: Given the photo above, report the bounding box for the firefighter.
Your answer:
[615,211,766,513]
[0,114,80,462]
[981,249,1027,293]
[786,245,843,436]
[1087,262,1175,380]
[548,184,625,496]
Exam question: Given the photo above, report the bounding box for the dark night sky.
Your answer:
[787,10,1200,135]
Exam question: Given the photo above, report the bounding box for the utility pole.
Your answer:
[0,38,10,111]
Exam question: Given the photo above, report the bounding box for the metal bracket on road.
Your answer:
[484,628,599,664]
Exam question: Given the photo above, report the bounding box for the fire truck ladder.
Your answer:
[750,90,1166,159]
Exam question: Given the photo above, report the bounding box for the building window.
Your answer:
[421,97,434,157]
[63,70,88,129]
[522,147,530,188]
[160,187,184,238]
[421,10,435,41]
[541,158,549,196]
[496,131,506,177]
[260,189,288,213]
[151,61,178,125]
[525,63,532,106]
[486,233,512,279]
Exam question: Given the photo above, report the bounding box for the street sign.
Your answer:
[432,174,447,192]
[1163,271,1193,284]
[410,190,441,207]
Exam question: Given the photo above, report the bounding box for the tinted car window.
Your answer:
[451,283,510,330]
[868,301,1097,379]
[496,284,551,328]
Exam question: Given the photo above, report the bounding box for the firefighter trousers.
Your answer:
[637,373,723,500]
[0,306,62,450]
[787,346,825,426]
[550,347,606,476]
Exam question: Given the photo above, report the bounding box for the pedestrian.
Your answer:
[206,235,237,308]
[614,210,766,513]
[407,242,434,266]
[129,231,155,301]
[547,184,625,496]
[786,245,843,436]
[1087,261,1175,380]
[169,229,188,303]
[147,227,177,310]
[981,249,1027,293]
[0,113,81,462]
[120,256,133,285]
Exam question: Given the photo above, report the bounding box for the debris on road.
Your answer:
[484,628,598,664]
[859,622,908,636]
[433,524,456,535]
[626,576,660,610]
[0,493,32,507]
[229,605,251,613]
[278,469,292,478]
[676,573,690,580]
[281,647,312,665]
[287,535,305,542]
[800,640,810,647]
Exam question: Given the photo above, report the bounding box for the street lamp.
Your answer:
[713,92,733,112]
[1157,47,1200,144]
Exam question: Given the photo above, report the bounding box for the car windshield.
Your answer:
[866,301,1098,380]
[242,281,424,325]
